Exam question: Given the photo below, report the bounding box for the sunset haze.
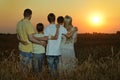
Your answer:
[0,0,120,33]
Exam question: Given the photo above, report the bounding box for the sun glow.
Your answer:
[92,16,100,24]
[87,12,105,27]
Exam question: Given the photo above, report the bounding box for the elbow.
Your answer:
[54,36,58,40]
[54,37,58,40]
[66,35,71,38]
[52,36,58,40]
[28,37,33,43]
[28,35,33,43]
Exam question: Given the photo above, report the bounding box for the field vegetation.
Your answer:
[0,33,120,80]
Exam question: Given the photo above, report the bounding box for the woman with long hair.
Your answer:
[59,15,78,73]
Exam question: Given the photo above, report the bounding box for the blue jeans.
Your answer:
[47,56,60,78]
[32,53,45,73]
[19,50,33,72]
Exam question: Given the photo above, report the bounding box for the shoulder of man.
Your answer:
[16,20,24,29]
[17,19,22,25]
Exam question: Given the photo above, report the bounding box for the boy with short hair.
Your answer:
[32,23,46,73]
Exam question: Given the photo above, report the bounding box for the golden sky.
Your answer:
[0,0,120,33]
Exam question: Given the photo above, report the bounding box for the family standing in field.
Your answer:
[16,8,78,79]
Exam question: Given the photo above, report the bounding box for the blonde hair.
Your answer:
[64,15,75,43]
[64,15,73,29]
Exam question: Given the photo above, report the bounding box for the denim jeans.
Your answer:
[47,56,60,78]
[19,50,33,72]
[32,53,45,73]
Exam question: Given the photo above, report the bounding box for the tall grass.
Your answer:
[0,46,120,80]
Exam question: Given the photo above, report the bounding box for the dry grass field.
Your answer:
[0,33,120,80]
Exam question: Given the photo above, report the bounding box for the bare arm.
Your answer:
[17,34,28,45]
[33,25,60,41]
[50,24,60,40]
[28,34,47,46]
[64,27,78,38]
[32,35,48,41]
[64,31,74,38]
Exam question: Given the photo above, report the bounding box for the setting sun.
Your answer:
[0,0,120,33]
[90,14,103,26]
[87,12,105,28]
[92,16,100,24]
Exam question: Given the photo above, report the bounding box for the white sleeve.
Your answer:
[73,31,77,39]
[61,26,67,34]
[44,27,49,36]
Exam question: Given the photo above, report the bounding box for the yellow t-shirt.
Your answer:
[16,19,34,52]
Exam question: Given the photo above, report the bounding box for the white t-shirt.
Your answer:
[32,33,45,54]
[44,24,67,56]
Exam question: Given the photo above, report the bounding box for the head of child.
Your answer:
[36,23,44,33]
[47,13,55,23]
[57,16,64,25]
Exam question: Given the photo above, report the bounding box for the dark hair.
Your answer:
[23,8,32,17]
[47,13,55,23]
[36,23,44,32]
[57,16,64,24]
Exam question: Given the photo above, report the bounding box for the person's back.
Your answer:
[33,23,45,54]
[33,33,45,53]
[32,23,45,72]
[44,13,61,79]
[45,16,68,56]
[60,31,77,56]
[44,13,60,56]
[17,19,34,52]
[56,16,77,51]
[45,23,59,55]
[16,8,35,73]
[59,15,78,73]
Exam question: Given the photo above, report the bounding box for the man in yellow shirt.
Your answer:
[16,9,45,72]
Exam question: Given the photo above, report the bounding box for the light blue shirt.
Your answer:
[44,24,67,56]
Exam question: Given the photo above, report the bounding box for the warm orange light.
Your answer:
[92,16,100,24]
[87,12,105,27]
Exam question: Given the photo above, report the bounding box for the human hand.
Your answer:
[41,41,47,47]
[73,27,78,31]
[20,41,28,45]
